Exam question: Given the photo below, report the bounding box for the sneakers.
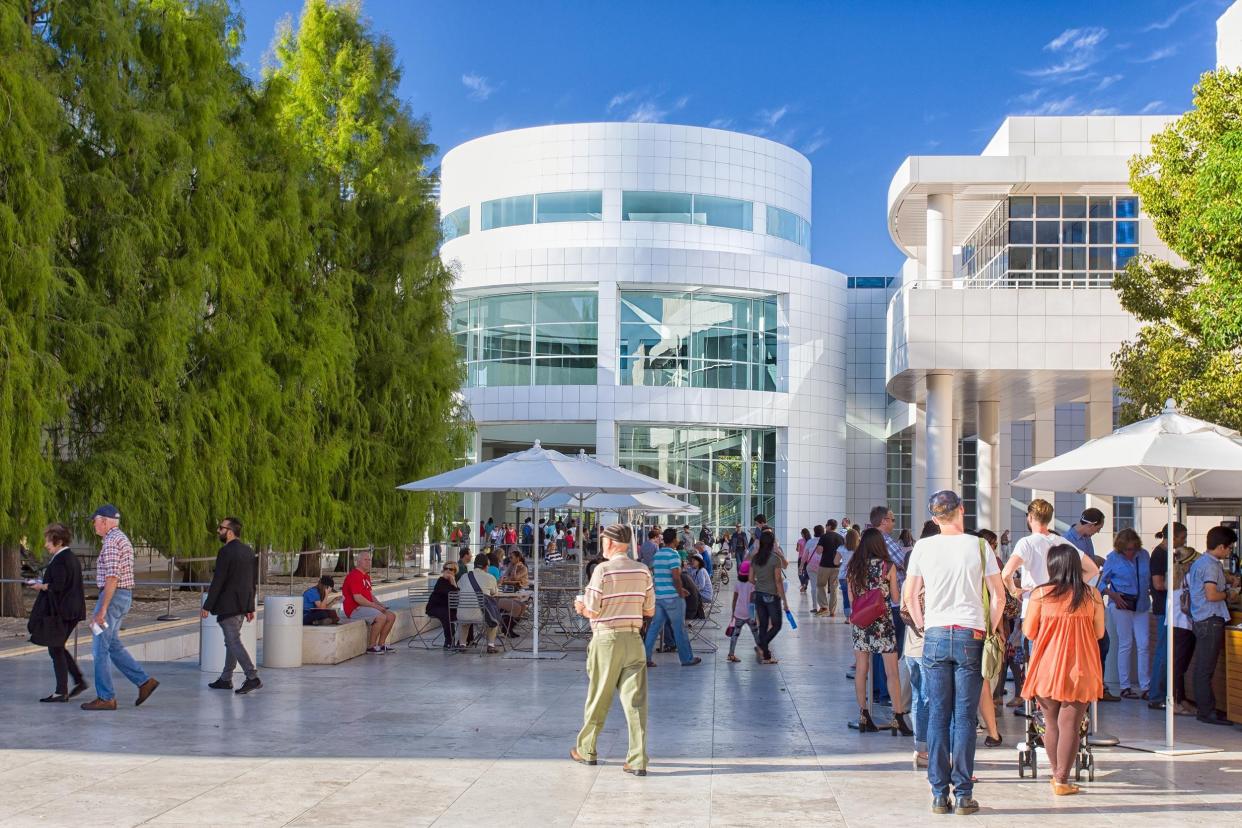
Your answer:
[208,679,233,690]
[367,646,383,654]
[235,677,262,695]
[81,697,117,711]
[380,645,396,654]
[135,677,159,707]
[681,657,702,667]
[954,797,979,815]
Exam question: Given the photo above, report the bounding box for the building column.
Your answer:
[926,372,955,496]
[1031,404,1056,507]
[1085,391,1114,530]
[998,419,1013,543]
[926,193,955,289]
[595,419,617,467]
[465,430,483,554]
[977,401,1000,532]
[912,406,927,530]
[596,281,618,386]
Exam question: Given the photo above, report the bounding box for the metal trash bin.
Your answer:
[262,595,303,668]
[199,596,257,674]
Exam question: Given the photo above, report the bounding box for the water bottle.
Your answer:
[785,608,798,630]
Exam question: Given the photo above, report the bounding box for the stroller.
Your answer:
[1016,701,1095,781]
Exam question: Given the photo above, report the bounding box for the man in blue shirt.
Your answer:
[643,527,700,667]
[1062,508,1116,701]
[1187,526,1239,725]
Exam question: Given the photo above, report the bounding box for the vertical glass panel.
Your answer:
[1008,221,1033,244]
[1116,247,1139,269]
[535,191,602,223]
[1008,197,1033,218]
[1008,246,1032,270]
[1089,247,1113,271]
[622,191,693,222]
[1062,196,1087,218]
[765,206,810,247]
[1089,221,1114,244]
[1089,196,1114,218]
[693,195,752,230]
[1116,221,1138,244]
[1036,196,1061,218]
[1064,247,1086,270]
[1036,221,1060,244]
[481,194,534,230]
[1061,220,1086,244]
[1036,247,1059,270]
[441,206,470,241]
[1116,196,1138,218]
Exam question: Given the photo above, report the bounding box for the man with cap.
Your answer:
[201,517,262,695]
[571,523,656,776]
[80,505,158,710]
[906,491,1005,815]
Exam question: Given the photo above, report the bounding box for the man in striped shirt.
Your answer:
[80,504,158,711]
[571,523,655,776]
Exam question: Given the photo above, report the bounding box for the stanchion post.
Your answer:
[157,556,180,621]
[1087,699,1119,746]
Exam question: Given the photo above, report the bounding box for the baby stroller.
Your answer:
[1016,701,1095,781]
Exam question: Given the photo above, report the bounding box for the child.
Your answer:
[727,561,759,662]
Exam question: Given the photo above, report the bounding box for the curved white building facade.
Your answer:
[439,123,847,543]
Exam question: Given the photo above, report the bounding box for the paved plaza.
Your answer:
[1,594,1240,827]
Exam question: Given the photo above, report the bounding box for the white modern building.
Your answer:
[438,124,849,541]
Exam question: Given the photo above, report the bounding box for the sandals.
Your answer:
[1119,688,1140,700]
[761,657,779,665]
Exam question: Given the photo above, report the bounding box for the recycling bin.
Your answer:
[199,596,258,674]
[262,595,303,668]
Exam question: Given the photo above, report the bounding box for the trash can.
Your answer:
[262,595,303,668]
[199,596,257,674]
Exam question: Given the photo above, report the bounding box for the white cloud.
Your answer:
[1025,26,1108,78]
[607,90,639,111]
[606,89,688,124]
[757,105,790,129]
[708,117,735,130]
[799,127,828,155]
[1137,45,1179,63]
[1144,1,1199,31]
[1140,100,1166,114]
[628,101,666,123]
[1046,27,1107,52]
[1095,74,1123,92]
[461,72,495,102]
[1023,94,1080,116]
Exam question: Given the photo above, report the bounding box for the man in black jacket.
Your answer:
[201,517,261,694]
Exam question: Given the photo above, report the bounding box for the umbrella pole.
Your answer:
[578,494,586,593]
[533,499,541,657]
[1166,489,1175,750]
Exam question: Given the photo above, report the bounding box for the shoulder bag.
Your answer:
[466,571,502,628]
[979,539,1004,682]
[849,562,890,629]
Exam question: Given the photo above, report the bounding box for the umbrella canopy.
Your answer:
[1011,400,1242,497]
[515,489,700,515]
[1010,399,1242,753]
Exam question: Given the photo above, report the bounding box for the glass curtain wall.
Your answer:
[441,206,470,241]
[453,291,597,387]
[619,291,778,390]
[621,191,753,230]
[618,425,776,532]
[765,205,811,249]
[885,432,913,534]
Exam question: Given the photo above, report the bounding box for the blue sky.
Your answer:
[234,0,1225,275]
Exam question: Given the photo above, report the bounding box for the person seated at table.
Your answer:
[459,556,502,654]
[498,548,530,638]
[301,575,341,626]
[688,554,714,604]
[425,563,461,651]
[693,541,713,578]
[486,550,503,581]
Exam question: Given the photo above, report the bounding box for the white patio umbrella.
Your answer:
[397,441,655,657]
[517,490,701,563]
[1012,399,1242,754]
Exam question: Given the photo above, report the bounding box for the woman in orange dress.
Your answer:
[1022,543,1105,796]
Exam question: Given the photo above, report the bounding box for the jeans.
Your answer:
[753,591,783,660]
[644,597,694,664]
[839,579,851,617]
[921,626,984,800]
[1192,616,1225,718]
[92,590,150,701]
[218,614,258,682]
[1149,613,1168,699]
[905,655,929,752]
[1108,605,1151,692]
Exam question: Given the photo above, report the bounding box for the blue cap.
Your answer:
[91,504,121,520]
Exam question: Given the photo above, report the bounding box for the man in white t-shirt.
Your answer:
[1000,499,1099,618]
[906,490,1005,816]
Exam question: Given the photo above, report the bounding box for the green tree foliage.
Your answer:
[0,0,464,606]
[1116,69,1242,428]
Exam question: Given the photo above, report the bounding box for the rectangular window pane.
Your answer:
[765,205,810,247]
[535,324,598,356]
[1089,196,1113,218]
[441,206,470,241]
[1089,247,1113,271]
[1116,196,1138,218]
[535,191,602,223]
[480,293,532,328]
[1061,220,1086,244]
[622,191,693,222]
[1062,196,1087,218]
[475,358,531,387]
[1008,197,1033,218]
[1089,221,1113,244]
[1036,196,1061,218]
[1008,246,1032,270]
[1008,220,1033,244]
[1116,220,1138,244]
[1116,247,1139,269]
[534,291,597,323]
[1036,221,1060,244]
[1064,246,1086,270]
[481,195,534,230]
[693,194,752,230]
[1036,247,1059,270]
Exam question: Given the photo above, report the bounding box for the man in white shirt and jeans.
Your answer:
[906,491,1005,816]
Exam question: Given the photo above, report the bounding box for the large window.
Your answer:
[622,191,753,230]
[618,425,776,532]
[766,205,810,249]
[453,291,597,387]
[886,432,913,535]
[441,206,470,241]
[481,195,534,230]
[536,191,602,223]
[619,291,778,391]
[958,195,1139,289]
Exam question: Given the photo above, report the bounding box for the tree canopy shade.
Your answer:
[0,0,467,605]
[1115,69,1242,430]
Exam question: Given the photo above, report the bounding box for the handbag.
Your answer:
[466,572,502,628]
[849,563,890,629]
[979,539,1004,682]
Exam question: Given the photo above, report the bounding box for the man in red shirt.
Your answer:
[343,551,397,654]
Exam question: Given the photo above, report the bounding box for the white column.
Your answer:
[977,401,1000,531]
[952,416,962,489]
[998,419,1013,544]
[912,406,927,530]
[1031,404,1056,507]
[595,418,617,467]
[1085,392,1114,529]
[596,281,618,387]
[926,193,955,289]
[926,372,955,495]
[465,431,483,555]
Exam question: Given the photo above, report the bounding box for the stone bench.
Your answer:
[301,608,434,664]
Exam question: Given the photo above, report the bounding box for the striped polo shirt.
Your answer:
[582,555,655,632]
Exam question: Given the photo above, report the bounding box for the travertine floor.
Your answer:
[1,592,1240,827]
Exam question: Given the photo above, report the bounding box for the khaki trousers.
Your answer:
[817,566,839,614]
[576,628,648,770]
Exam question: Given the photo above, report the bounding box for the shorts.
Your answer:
[349,606,383,623]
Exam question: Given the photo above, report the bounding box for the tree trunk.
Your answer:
[293,548,321,578]
[0,545,26,618]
